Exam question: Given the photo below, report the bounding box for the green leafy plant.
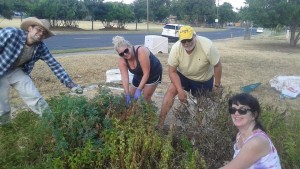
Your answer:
[261,107,300,168]
[0,111,54,169]
[1,88,299,169]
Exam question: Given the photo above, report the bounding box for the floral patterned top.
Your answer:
[233,130,281,169]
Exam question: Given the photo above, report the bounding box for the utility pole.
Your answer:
[215,0,219,28]
[217,0,219,20]
[147,0,149,32]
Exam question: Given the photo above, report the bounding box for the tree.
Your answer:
[243,0,300,47]
[218,2,237,27]
[113,2,134,28]
[132,0,147,30]
[169,0,182,20]
[174,0,215,26]
[29,0,88,27]
[150,0,170,22]
[11,0,32,21]
[84,0,104,30]
[0,0,14,19]
[132,0,170,27]
[96,2,134,29]
[133,0,147,22]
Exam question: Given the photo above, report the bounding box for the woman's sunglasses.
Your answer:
[181,38,193,44]
[228,107,252,115]
[119,48,129,57]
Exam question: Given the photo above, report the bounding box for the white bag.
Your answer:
[269,76,300,98]
[106,69,133,83]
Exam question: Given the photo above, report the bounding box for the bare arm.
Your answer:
[169,66,186,102]
[119,58,130,95]
[214,60,222,87]
[136,46,151,90]
[220,136,270,169]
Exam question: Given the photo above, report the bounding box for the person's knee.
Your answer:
[26,97,50,116]
[144,94,152,102]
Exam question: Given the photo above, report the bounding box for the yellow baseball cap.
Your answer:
[179,25,195,40]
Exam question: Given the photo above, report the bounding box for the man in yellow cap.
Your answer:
[158,25,222,129]
[0,17,82,125]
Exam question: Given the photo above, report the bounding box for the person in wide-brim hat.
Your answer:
[0,17,82,126]
[20,17,55,39]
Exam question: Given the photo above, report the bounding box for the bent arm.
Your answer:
[119,58,130,95]
[169,65,186,102]
[169,66,181,91]
[137,47,150,90]
[214,61,222,87]
[220,137,270,169]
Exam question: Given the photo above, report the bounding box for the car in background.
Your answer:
[161,24,184,41]
[256,27,264,33]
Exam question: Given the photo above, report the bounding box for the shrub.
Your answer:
[0,88,299,169]
[261,107,300,168]
[170,91,236,168]
[47,94,106,153]
[171,91,300,168]
[0,111,53,168]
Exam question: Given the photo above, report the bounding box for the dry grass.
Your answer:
[217,36,300,110]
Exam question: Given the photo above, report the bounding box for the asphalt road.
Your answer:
[45,27,258,51]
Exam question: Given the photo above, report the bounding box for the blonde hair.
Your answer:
[112,36,132,51]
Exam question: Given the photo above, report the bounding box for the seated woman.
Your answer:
[112,36,162,105]
[220,93,281,169]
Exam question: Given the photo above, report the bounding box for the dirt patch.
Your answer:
[9,35,300,113]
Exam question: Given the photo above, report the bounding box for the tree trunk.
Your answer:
[289,24,300,47]
[92,18,94,31]
[135,20,138,31]
[244,20,251,40]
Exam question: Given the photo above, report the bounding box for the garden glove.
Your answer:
[134,88,142,100]
[126,94,131,106]
[71,85,83,94]
[67,82,83,94]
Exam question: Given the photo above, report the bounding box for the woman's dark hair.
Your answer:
[228,93,266,132]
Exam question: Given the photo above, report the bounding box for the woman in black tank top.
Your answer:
[112,36,162,106]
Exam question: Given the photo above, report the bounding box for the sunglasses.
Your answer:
[118,48,129,57]
[181,38,193,44]
[228,107,252,115]
[33,26,48,36]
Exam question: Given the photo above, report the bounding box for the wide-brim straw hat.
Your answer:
[20,17,55,39]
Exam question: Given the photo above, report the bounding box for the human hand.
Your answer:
[213,84,222,95]
[71,85,83,94]
[126,94,131,106]
[67,82,83,94]
[177,89,187,103]
[134,88,142,100]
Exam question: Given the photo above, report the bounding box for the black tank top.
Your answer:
[125,46,162,78]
